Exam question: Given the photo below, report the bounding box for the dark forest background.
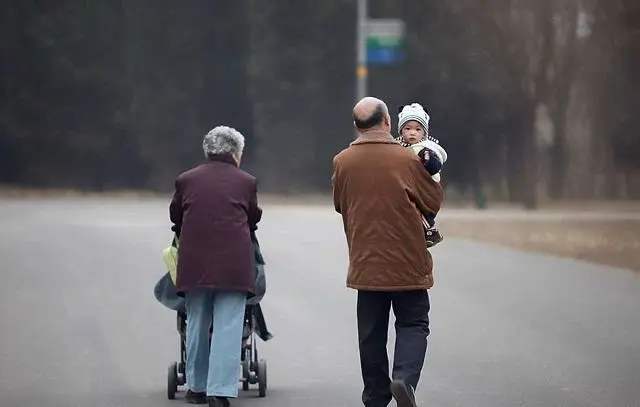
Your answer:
[2,1,639,207]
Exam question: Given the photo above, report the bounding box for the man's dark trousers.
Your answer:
[357,290,430,407]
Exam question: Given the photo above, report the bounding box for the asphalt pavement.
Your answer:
[0,197,639,407]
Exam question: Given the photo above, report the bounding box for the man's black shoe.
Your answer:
[185,389,207,404]
[207,396,230,407]
[390,379,417,407]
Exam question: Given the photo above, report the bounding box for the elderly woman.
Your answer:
[170,126,261,407]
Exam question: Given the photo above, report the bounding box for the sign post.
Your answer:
[356,0,368,101]
[355,3,406,101]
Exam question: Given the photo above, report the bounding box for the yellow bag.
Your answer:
[162,236,179,284]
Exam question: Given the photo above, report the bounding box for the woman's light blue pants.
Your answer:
[185,288,246,397]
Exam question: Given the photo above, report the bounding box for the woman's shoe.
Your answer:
[207,396,230,407]
[185,390,207,404]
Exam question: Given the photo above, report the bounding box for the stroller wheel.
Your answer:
[241,348,250,391]
[177,361,186,385]
[242,349,251,379]
[258,359,267,397]
[167,362,178,400]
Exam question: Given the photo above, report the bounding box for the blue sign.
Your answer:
[367,47,405,65]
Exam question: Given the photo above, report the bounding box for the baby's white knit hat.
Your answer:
[398,103,430,135]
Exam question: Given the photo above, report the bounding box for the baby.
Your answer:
[396,103,448,247]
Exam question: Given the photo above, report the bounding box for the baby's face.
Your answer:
[401,121,425,145]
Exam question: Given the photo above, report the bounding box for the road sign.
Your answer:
[367,47,406,64]
[366,19,405,65]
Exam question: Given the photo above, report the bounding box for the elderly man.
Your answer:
[332,97,443,407]
[170,126,261,407]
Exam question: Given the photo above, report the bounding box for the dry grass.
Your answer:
[441,216,640,272]
[0,185,164,199]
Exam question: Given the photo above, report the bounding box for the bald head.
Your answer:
[353,97,390,131]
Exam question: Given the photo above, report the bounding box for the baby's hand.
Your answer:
[417,147,430,162]
[419,148,443,176]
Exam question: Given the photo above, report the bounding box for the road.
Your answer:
[1,197,639,407]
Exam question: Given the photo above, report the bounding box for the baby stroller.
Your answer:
[155,233,272,400]
[167,303,271,399]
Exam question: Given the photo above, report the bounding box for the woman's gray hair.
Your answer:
[202,126,245,159]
